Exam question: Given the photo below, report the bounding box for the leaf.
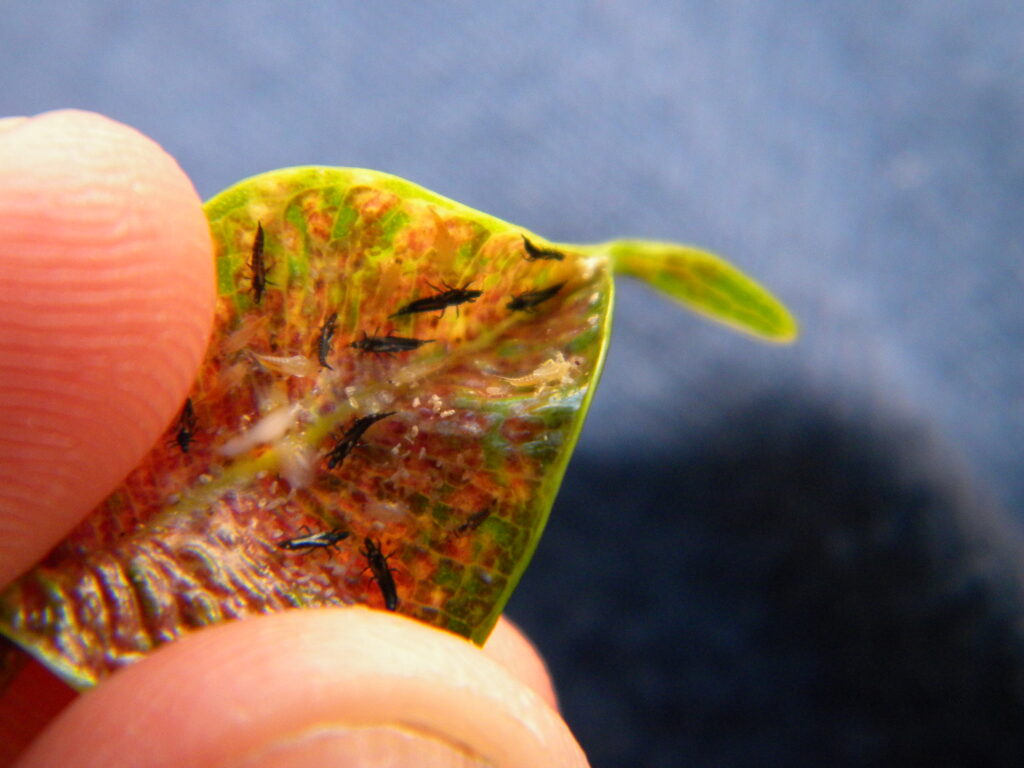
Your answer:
[0,167,796,690]
[602,240,798,342]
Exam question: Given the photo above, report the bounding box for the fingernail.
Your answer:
[221,725,493,768]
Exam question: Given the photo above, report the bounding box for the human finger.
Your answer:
[0,614,559,763]
[483,616,558,710]
[15,608,588,768]
[0,109,215,587]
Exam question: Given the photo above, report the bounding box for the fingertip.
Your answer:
[15,609,588,768]
[0,110,215,586]
[484,617,559,711]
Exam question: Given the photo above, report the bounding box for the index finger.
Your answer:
[0,110,215,587]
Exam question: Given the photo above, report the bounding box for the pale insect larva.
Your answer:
[497,352,582,393]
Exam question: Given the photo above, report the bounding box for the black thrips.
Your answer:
[521,236,565,261]
[172,398,197,453]
[248,222,272,304]
[325,411,397,469]
[452,506,493,537]
[389,282,482,319]
[362,537,399,611]
[506,281,565,312]
[349,331,435,356]
[317,312,338,369]
[277,526,350,554]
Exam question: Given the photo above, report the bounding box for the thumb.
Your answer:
[0,110,215,587]
[14,610,588,768]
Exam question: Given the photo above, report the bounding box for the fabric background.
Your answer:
[3,3,1023,765]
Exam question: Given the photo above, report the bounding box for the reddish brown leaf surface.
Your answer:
[0,167,612,688]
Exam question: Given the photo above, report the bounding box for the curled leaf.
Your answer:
[0,167,795,689]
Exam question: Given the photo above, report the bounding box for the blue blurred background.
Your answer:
[4,2,1023,765]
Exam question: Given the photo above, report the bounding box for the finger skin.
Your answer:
[0,110,215,587]
[482,616,559,711]
[0,617,558,766]
[14,608,588,768]
[0,656,76,767]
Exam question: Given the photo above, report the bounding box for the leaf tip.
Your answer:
[601,239,798,343]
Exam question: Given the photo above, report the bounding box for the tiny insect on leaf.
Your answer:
[506,281,565,312]
[325,411,396,469]
[277,526,350,554]
[248,222,270,304]
[521,236,565,261]
[361,537,399,612]
[316,312,338,369]
[170,397,197,453]
[349,330,435,356]
[388,282,482,318]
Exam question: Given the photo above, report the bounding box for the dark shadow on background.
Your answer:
[508,393,1024,768]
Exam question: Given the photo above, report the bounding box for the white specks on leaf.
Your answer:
[578,253,604,281]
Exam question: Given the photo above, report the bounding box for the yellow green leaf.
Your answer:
[600,239,798,342]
